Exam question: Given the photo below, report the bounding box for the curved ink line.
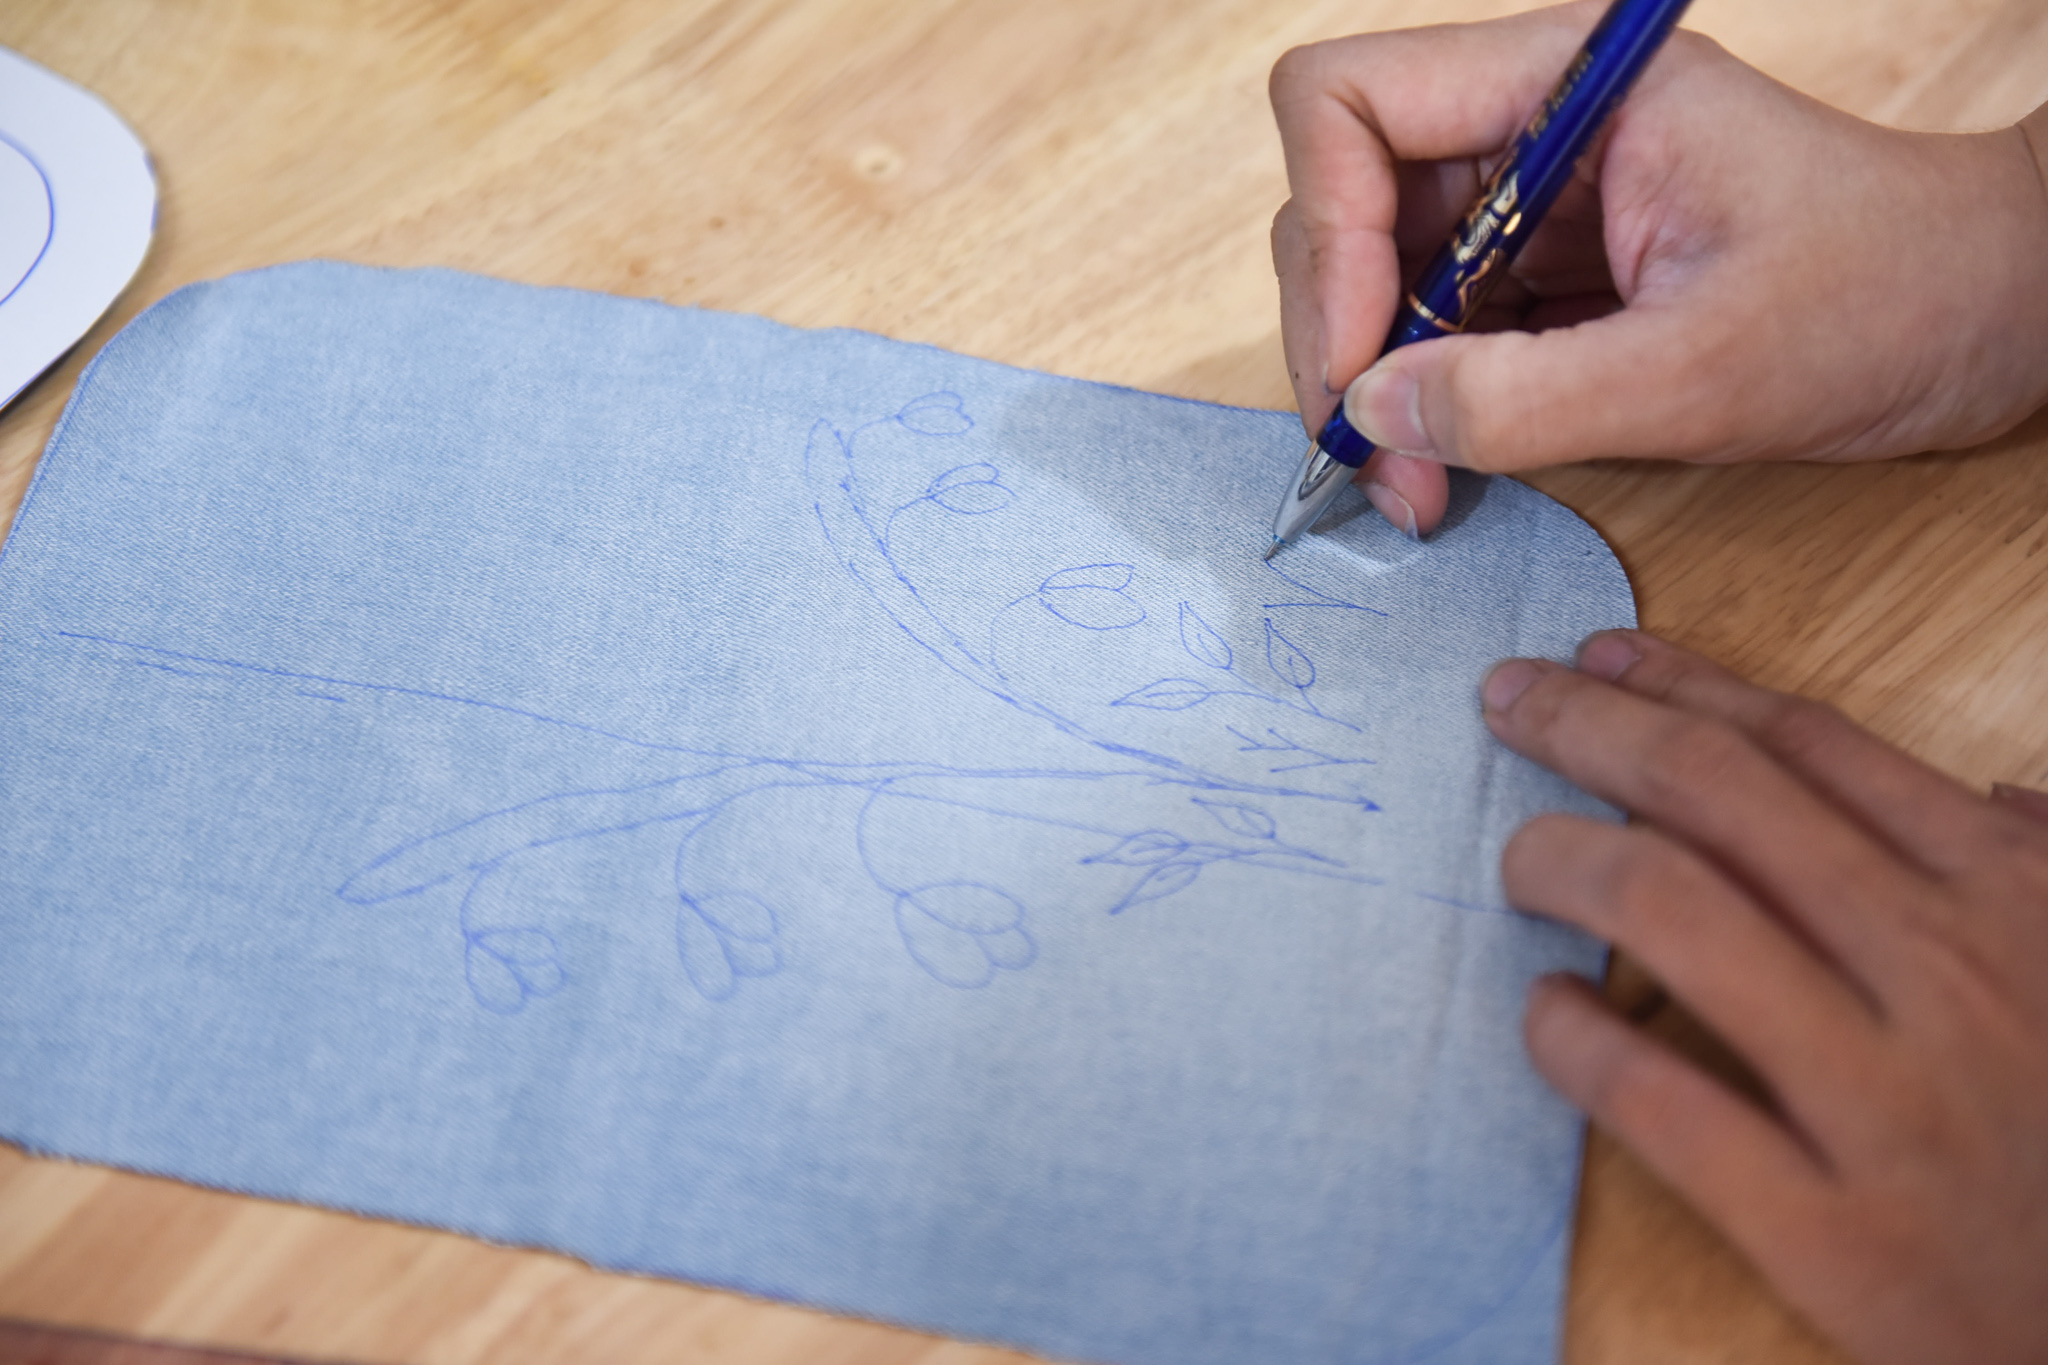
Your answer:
[880,493,935,551]
[868,780,1349,873]
[1039,563,1134,593]
[859,785,1041,988]
[1261,554,1392,617]
[340,770,786,903]
[892,391,977,436]
[343,758,1184,904]
[1109,677,1361,734]
[805,424,1380,806]
[1382,1204,1575,1365]
[1037,589,1146,632]
[0,131,57,312]
[983,590,1039,682]
[807,420,1023,699]
[1176,601,1233,671]
[1263,619,1317,692]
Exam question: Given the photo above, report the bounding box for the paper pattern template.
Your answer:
[0,46,155,412]
[0,263,1634,1365]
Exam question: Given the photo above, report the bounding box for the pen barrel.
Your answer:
[1403,0,1693,338]
[1314,0,1692,470]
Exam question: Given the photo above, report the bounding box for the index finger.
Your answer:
[1481,658,1934,1004]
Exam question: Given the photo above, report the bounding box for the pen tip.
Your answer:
[1261,541,1281,562]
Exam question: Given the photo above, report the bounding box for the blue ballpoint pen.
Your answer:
[1264,0,1694,559]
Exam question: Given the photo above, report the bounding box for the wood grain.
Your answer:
[1,2,2044,1362]
[0,1318,315,1365]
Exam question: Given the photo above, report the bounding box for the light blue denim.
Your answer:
[0,263,1635,1364]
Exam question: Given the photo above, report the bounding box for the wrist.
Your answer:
[1997,105,2048,422]
[1916,118,2048,451]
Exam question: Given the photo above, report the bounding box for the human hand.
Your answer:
[1269,3,2048,535]
[1480,629,2048,1364]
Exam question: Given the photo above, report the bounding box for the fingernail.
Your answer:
[1362,481,1418,539]
[1576,632,1642,681]
[1482,659,1543,712]
[1345,361,1433,457]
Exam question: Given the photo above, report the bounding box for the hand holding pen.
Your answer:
[1261,5,2048,1362]
[1269,0,2048,540]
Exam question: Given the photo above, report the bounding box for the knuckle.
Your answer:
[1270,200,1305,265]
[1637,715,1754,808]
[1586,831,1719,949]
[1506,664,1582,735]
[1502,812,1581,893]
[1444,367,1514,473]
[1513,809,1581,847]
[1901,924,2021,1052]
[1599,836,1684,927]
[1268,43,1322,105]
[1988,814,2048,881]
[1665,27,1729,67]
[1589,1041,1674,1136]
[1444,338,1541,471]
[1752,693,1847,765]
[1861,1064,1958,1166]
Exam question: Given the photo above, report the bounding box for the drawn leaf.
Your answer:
[980,926,1038,971]
[928,462,1000,494]
[465,928,567,1015]
[471,926,560,965]
[1084,829,1188,866]
[932,481,1011,515]
[926,463,1012,514]
[695,891,779,943]
[1111,678,1217,711]
[1178,602,1233,670]
[722,936,782,978]
[1264,618,1317,690]
[1193,798,1277,840]
[675,898,738,1001]
[1041,562,1133,592]
[896,391,974,435]
[895,896,996,988]
[1035,563,1144,630]
[1039,586,1144,629]
[1113,859,1202,913]
[465,943,529,1015]
[904,881,1026,934]
[1039,587,1144,629]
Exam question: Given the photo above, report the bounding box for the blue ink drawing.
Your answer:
[62,391,1455,1015]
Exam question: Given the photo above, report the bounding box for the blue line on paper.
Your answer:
[0,131,57,313]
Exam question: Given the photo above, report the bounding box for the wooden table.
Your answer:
[2,2,2044,1361]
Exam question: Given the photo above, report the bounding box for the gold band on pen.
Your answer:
[1403,292,1463,334]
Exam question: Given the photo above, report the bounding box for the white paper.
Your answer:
[0,46,155,412]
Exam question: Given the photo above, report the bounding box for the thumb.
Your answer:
[1343,304,1742,472]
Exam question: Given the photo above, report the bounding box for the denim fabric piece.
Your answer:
[0,263,1634,1365]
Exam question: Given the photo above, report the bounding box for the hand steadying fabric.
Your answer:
[1268,4,2048,1361]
